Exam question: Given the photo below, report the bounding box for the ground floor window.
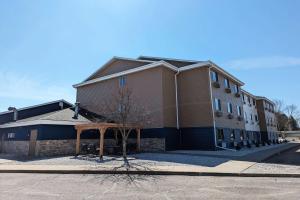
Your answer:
[217,129,224,141]
[230,130,235,141]
[240,131,244,140]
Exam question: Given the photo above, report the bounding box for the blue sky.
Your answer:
[0,0,300,112]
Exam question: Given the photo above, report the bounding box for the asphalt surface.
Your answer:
[265,145,300,165]
[1,173,300,199]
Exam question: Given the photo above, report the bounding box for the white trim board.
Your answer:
[0,120,89,128]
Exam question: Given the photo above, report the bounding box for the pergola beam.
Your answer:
[74,123,141,160]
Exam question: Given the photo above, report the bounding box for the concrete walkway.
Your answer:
[0,142,299,177]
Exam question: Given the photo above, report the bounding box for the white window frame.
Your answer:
[214,98,221,111]
[227,102,233,113]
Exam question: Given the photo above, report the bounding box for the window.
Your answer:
[250,114,253,121]
[247,96,251,104]
[255,115,258,121]
[233,84,239,94]
[253,99,256,106]
[224,78,230,88]
[242,94,245,102]
[230,130,235,141]
[237,106,242,116]
[7,133,16,139]
[227,102,233,113]
[244,112,248,121]
[119,76,126,87]
[217,129,224,141]
[240,131,244,140]
[210,71,218,82]
[270,118,273,125]
[214,98,222,111]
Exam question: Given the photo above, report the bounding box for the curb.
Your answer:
[1,169,300,178]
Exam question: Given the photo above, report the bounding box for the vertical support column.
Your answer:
[136,128,141,152]
[0,133,4,153]
[99,128,106,160]
[76,128,81,156]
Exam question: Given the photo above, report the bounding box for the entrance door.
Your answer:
[29,129,38,156]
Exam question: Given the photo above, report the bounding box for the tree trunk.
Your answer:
[122,138,127,158]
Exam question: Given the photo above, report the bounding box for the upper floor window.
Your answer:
[227,102,233,113]
[214,98,222,111]
[119,76,126,87]
[242,94,245,102]
[244,112,248,120]
[247,96,251,104]
[233,84,239,94]
[237,105,242,116]
[224,78,230,88]
[210,71,219,82]
[255,115,258,121]
[250,114,253,121]
[253,99,256,106]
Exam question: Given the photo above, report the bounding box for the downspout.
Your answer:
[175,70,182,148]
[175,70,180,130]
[208,66,236,151]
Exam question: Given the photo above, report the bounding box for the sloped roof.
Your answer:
[0,99,72,115]
[0,108,91,128]
[73,56,245,88]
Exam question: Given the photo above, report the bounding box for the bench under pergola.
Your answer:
[74,123,141,160]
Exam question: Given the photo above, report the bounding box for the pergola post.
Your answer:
[99,128,106,160]
[136,128,141,152]
[75,128,82,156]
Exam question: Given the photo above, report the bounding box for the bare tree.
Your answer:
[273,100,300,131]
[285,104,300,130]
[100,86,151,158]
[274,99,288,131]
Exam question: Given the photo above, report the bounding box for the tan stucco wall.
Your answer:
[87,60,151,80]
[177,67,214,127]
[211,70,245,130]
[162,68,177,127]
[77,66,165,128]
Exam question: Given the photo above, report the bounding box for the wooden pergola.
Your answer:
[74,123,141,160]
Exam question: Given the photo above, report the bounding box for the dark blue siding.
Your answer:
[0,125,39,141]
[180,127,215,150]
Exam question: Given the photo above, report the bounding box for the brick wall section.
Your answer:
[35,138,165,157]
[2,141,29,156]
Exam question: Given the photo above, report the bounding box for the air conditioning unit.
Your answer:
[222,142,227,148]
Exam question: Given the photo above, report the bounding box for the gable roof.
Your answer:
[255,96,275,105]
[84,56,154,82]
[74,56,244,88]
[138,55,199,67]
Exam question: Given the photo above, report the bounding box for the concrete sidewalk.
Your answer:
[0,142,299,177]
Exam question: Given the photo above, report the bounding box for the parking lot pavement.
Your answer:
[243,145,300,174]
[0,173,300,200]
